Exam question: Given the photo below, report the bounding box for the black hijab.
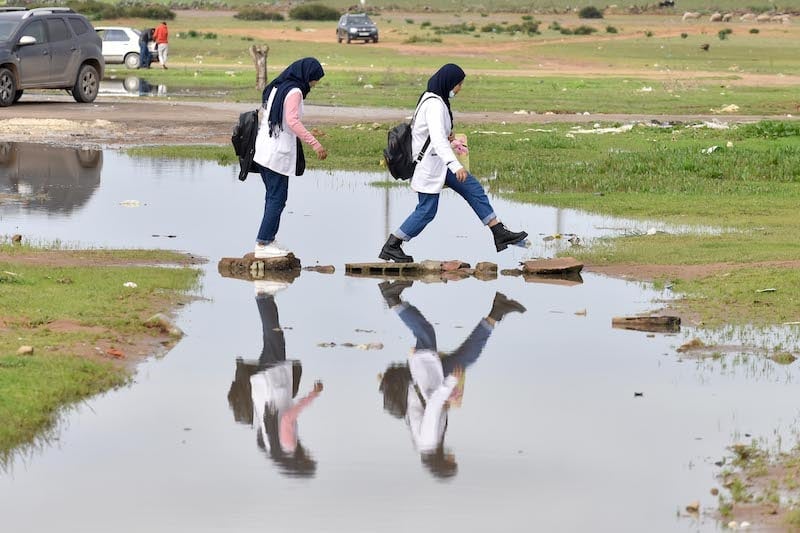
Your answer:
[262,57,325,137]
[419,63,465,124]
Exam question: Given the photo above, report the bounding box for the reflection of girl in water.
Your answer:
[227,291,322,478]
[378,281,525,479]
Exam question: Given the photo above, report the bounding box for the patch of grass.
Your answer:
[0,355,125,456]
[125,145,235,166]
[0,249,199,456]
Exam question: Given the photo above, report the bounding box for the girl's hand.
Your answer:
[315,146,328,160]
[455,168,468,182]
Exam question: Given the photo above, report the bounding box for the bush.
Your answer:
[606,25,617,33]
[289,3,340,21]
[235,8,285,21]
[420,21,431,28]
[680,32,688,38]
[404,34,442,43]
[644,30,653,37]
[578,6,603,19]
[203,32,217,39]
[67,0,175,21]
[433,23,475,34]
[573,25,597,35]
[749,28,759,34]
[549,21,562,31]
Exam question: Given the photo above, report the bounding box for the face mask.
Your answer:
[449,90,457,98]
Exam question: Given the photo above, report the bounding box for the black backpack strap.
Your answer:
[411,95,437,164]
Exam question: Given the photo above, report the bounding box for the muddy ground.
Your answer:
[1,94,793,148]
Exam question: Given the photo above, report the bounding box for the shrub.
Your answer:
[481,22,503,33]
[681,32,688,38]
[549,21,562,30]
[506,21,539,35]
[718,27,732,40]
[404,34,442,43]
[606,25,618,33]
[578,6,603,19]
[644,30,653,37]
[203,32,217,39]
[405,18,414,24]
[289,3,340,21]
[573,25,597,35]
[749,28,759,34]
[126,4,174,20]
[420,21,431,28]
[235,8,285,21]
[559,27,573,35]
[433,23,476,34]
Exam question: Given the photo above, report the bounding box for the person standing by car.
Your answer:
[251,57,328,259]
[138,27,153,69]
[379,63,528,263]
[153,21,168,69]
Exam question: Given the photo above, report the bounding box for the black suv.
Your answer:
[0,7,104,106]
[336,13,378,44]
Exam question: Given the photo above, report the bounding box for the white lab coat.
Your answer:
[406,349,458,453]
[410,93,464,194]
[253,87,303,176]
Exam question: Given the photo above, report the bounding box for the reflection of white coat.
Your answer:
[406,349,458,453]
[250,362,294,452]
[410,93,464,194]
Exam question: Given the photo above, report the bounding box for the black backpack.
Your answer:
[231,108,260,181]
[383,96,435,181]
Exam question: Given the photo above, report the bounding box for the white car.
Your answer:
[95,26,155,69]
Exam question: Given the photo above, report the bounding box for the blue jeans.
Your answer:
[139,42,150,68]
[257,166,289,244]
[397,303,493,376]
[396,170,496,241]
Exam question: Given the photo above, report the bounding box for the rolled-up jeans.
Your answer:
[396,170,496,241]
[257,166,289,244]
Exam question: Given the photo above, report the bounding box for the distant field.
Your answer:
[131,0,799,14]
[101,8,799,114]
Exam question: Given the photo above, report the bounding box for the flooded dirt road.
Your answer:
[2,145,800,531]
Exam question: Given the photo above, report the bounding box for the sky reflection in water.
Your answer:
[1,145,799,532]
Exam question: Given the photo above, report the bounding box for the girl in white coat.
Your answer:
[379,64,528,263]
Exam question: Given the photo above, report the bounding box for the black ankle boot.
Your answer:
[491,223,528,252]
[379,235,414,263]
[488,292,527,322]
[379,280,413,307]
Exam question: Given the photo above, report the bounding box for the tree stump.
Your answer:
[249,44,269,91]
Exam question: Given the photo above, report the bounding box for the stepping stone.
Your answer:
[218,253,301,281]
[521,257,583,275]
[612,315,681,333]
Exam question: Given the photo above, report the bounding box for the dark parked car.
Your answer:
[336,13,378,44]
[0,7,104,106]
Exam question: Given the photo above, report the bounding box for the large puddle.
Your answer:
[2,143,799,532]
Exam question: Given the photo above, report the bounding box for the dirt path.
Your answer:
[1,96,795,147]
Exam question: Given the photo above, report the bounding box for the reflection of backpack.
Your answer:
[383,96,435,181]
[231,108,260,181]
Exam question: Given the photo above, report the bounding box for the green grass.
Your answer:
[0,355,124,456]
[0,248,200,456]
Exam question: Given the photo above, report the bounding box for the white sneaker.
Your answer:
[254,241,290,259]
[254,280,289,296]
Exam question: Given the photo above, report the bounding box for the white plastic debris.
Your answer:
[123,281,138,288]
[701,146,720,154]
[637,86,653,92]
[119,200,141,207]
[726,141,734,147]
[572,124,634,135]
[513,109,530,115]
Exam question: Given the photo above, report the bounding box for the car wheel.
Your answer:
[337,34,342,43]
[72,64,99,103]
[373,37,378,43]
[346,35,351,43]
[124,53,140,69]
[13,89,23,103]
[0,68,17,107]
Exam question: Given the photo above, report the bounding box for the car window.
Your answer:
[105,29,129,42]
[0,20,19,40]
[20,20,46,43]
[339,15,346,25]
[46,18,70,42]
[68,17,90,35]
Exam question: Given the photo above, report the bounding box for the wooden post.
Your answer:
[249,44,269,91]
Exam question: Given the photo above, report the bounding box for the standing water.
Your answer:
[1,144,798,532]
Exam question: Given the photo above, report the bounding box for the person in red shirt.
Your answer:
[153,21,169,69]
